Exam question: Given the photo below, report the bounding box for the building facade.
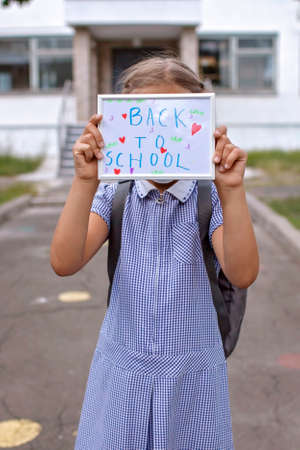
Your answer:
[0,0,299,161]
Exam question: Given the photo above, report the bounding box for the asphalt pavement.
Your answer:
[0,181,300,450]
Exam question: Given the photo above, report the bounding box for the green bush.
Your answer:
[0,182,37,205]
[267,197,300,230]
[0,153,44,176]
[247,150,300,174]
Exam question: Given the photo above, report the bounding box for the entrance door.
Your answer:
[112,47,163,92]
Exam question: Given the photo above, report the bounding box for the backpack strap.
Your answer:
[107,180,133,307]
[197,180,231,340]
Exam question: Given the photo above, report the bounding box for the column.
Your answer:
[73,27,92,121]
[90,37,98,116]
[179,26,199,75]
[98,43,112,94]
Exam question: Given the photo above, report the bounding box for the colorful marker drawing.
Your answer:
[190,109,204,115]
[191,123,202,136]
[99,94,214,179]
[106,141,118,149]
[171,136,183,143]
[152,170,164,174]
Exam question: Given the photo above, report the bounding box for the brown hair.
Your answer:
[116,52,206,94]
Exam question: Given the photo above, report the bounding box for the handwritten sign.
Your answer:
[97,93,215,180]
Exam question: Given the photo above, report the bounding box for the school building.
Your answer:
[0,0,300,175]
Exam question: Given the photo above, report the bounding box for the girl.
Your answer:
[50,56,259,450]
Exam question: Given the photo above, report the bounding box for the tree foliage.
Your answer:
[2,0,31,6]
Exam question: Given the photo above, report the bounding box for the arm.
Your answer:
[50,113,108,276]
[50,177,108,276]
[210,130,259,288]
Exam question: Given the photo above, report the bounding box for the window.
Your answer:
[39,56,72,90]
[37,36,73,90]
[199,35,276,93]
[0,39,30,91]
[0,36,73,92]
[38,37,73,50]
[199,39,230,89]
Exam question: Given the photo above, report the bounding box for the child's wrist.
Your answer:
[214,181,246,204]
[73,175,100,192]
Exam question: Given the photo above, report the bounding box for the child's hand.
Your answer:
[72,114,104,182]
[213,126,247,189]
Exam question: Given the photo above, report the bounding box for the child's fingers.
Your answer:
[84,114,104,148]
[220,143,235,169]
[73,142,98,164]
[214,125,227,139]
[73,144,89,166]
[222,146,243,170]
[213,135,229,163]
[80,134,103,159]
[89,113,103,127]
[76,145,93,163]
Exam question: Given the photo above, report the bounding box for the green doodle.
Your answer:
[171,136,183,143]
[152,170,165,174]
[106,98,146,103]
[105,141,118,149]
[190,109,204,115]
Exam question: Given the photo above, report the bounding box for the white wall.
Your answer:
[0,95,76,157]
[200,0,300,149]
[0,0,67,30]
[65,1,201,26]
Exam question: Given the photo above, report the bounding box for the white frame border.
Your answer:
[97,92,215,181]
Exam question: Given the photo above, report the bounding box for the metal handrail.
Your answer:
[57,79,73,177]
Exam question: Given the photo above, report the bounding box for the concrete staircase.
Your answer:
[58,124,85,177]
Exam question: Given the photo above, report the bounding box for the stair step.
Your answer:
[61,160,75,168]
[61,154,74,160]
[59,123,93,175]
[59,168,75,177]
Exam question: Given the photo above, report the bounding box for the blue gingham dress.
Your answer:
[74,179,235,450]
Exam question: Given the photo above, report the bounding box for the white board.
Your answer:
[97,93,215,181]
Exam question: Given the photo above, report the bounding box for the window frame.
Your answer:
[0,35,73,95]
[198,32,278,95]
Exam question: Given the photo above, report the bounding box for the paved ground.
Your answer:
[0,181,300,449]
[246,183,300,200]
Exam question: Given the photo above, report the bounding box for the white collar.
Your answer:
[135,179,197,203]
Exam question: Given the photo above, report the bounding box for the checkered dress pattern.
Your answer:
[74,180,235,450]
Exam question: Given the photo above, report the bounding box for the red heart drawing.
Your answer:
[119,136,125,143]
[191,123,202,136]
[160,147,167,153]
[114,169,121,175]
[122,113,127,119]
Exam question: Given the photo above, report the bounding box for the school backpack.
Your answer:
[106,180,247,359]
